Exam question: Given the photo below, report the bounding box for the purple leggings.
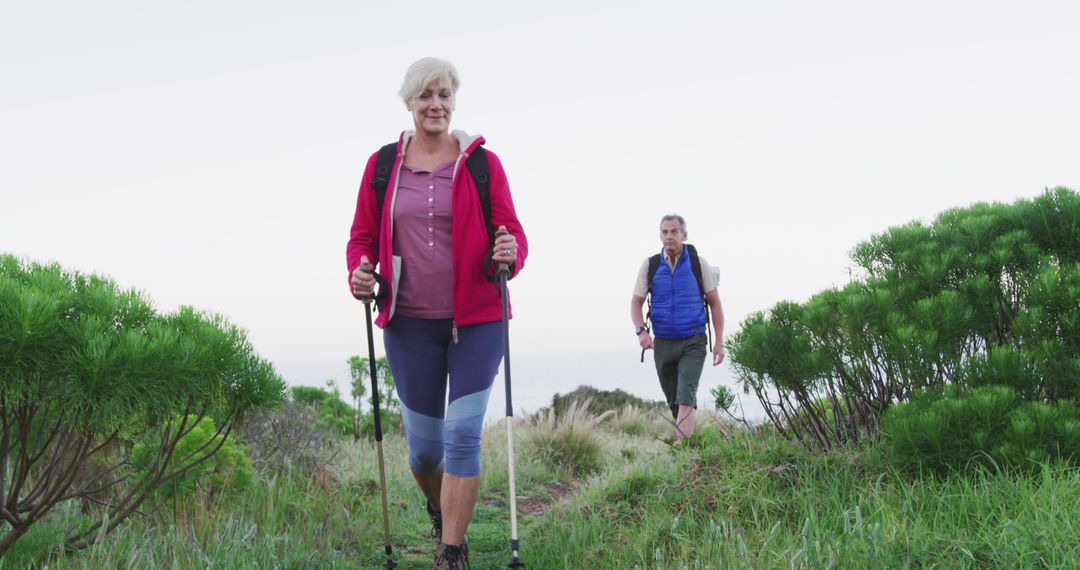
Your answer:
[383,315,502,477]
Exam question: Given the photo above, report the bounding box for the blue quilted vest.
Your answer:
[650,245,707,339]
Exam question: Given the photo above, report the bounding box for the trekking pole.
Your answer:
[360,261,397,569]
[495,228,525,569]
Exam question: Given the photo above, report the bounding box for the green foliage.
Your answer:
[289,385,353,438]
[710,384,736,413]
[526,426,1080,568]
[358,409,402,439]
[291,386,329,406]
[726,188,1080,453]
[131,416,252,500]
[0,254,286,555]
[348,355,397,414]
[19,387,1080,569]
[523,398,610,477]
[882,385,1080,474]
[606,405,659,437]
[347,355,398,441]
[684,424,723,449]
[544,385,665,417]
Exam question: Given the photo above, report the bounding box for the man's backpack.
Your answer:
[371,141,500,280]
[642,243,712,361]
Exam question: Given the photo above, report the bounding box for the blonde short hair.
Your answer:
[398,57,460,104]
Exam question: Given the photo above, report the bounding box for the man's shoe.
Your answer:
[434,542,469,570]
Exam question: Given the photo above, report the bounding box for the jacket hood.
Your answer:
[398,130,485,156]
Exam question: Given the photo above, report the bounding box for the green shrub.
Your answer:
[0,254,285,555]
[289,385,354,438]
[131,415,252,500]
[957,346,1043,398]
[291,386,329,406]
[607,404,660,437]
[523,398,610,476]
[545,385,665,417]
[727,188,1080,451]
[882,385,1080,474]
[358,409,402,439]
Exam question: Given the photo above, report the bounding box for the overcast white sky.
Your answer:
[3,1,1078,408]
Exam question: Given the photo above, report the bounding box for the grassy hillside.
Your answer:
[5,403,1080,569]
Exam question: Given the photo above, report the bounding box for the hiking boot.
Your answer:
[434,542,469,570]
[426,501,442,542]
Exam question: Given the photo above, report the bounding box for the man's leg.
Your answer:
[675,405,696,439]
[674,334,708,438]
[653,338,681,419]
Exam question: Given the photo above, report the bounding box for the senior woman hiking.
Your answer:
[346,57,528,569]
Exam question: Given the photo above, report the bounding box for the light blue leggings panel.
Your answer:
[383,315,502,477]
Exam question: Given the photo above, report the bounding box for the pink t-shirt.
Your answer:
[392,161,455,318]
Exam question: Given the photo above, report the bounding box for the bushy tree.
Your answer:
[288,384,353,438]
[0,255,286,555]
[727,188,1080,451]
[347,355,398,441]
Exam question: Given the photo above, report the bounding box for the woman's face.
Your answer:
[408,77,454,136]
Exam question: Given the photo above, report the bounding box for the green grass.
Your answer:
[6,410,1080,568]
[526,427,1080,568]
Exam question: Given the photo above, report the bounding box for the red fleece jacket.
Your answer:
[346,131,528,328]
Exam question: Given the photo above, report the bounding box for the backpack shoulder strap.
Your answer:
[646,254,662,293]
[371,142,398,215]
[466,145,494,246]
[686,243,705,297]
[685,243,712,346]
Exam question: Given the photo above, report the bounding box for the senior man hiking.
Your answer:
[631,214,725,439]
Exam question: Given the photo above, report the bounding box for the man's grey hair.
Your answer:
[398,57,460,105]
[659,214,687,235]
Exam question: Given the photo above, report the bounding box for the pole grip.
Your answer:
[360,261,375,305]
[495,228,510,276]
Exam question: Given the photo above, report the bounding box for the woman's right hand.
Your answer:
[351,256,376,299]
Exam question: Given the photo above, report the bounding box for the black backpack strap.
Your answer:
[685,243,712,348]
[686,244,705,297]
[467,146,493,242]
[371,142,398,215]
[468,146,500,284]
[646,254,662,291]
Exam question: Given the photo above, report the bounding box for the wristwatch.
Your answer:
[635,325,647,336]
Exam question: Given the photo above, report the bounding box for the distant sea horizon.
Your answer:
[275,349,766,425]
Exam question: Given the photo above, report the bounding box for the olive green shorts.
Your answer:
[653,333,707,418]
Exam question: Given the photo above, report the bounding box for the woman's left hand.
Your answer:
[493,225,517,264]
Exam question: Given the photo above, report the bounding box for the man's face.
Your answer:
[660,219,686,257]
